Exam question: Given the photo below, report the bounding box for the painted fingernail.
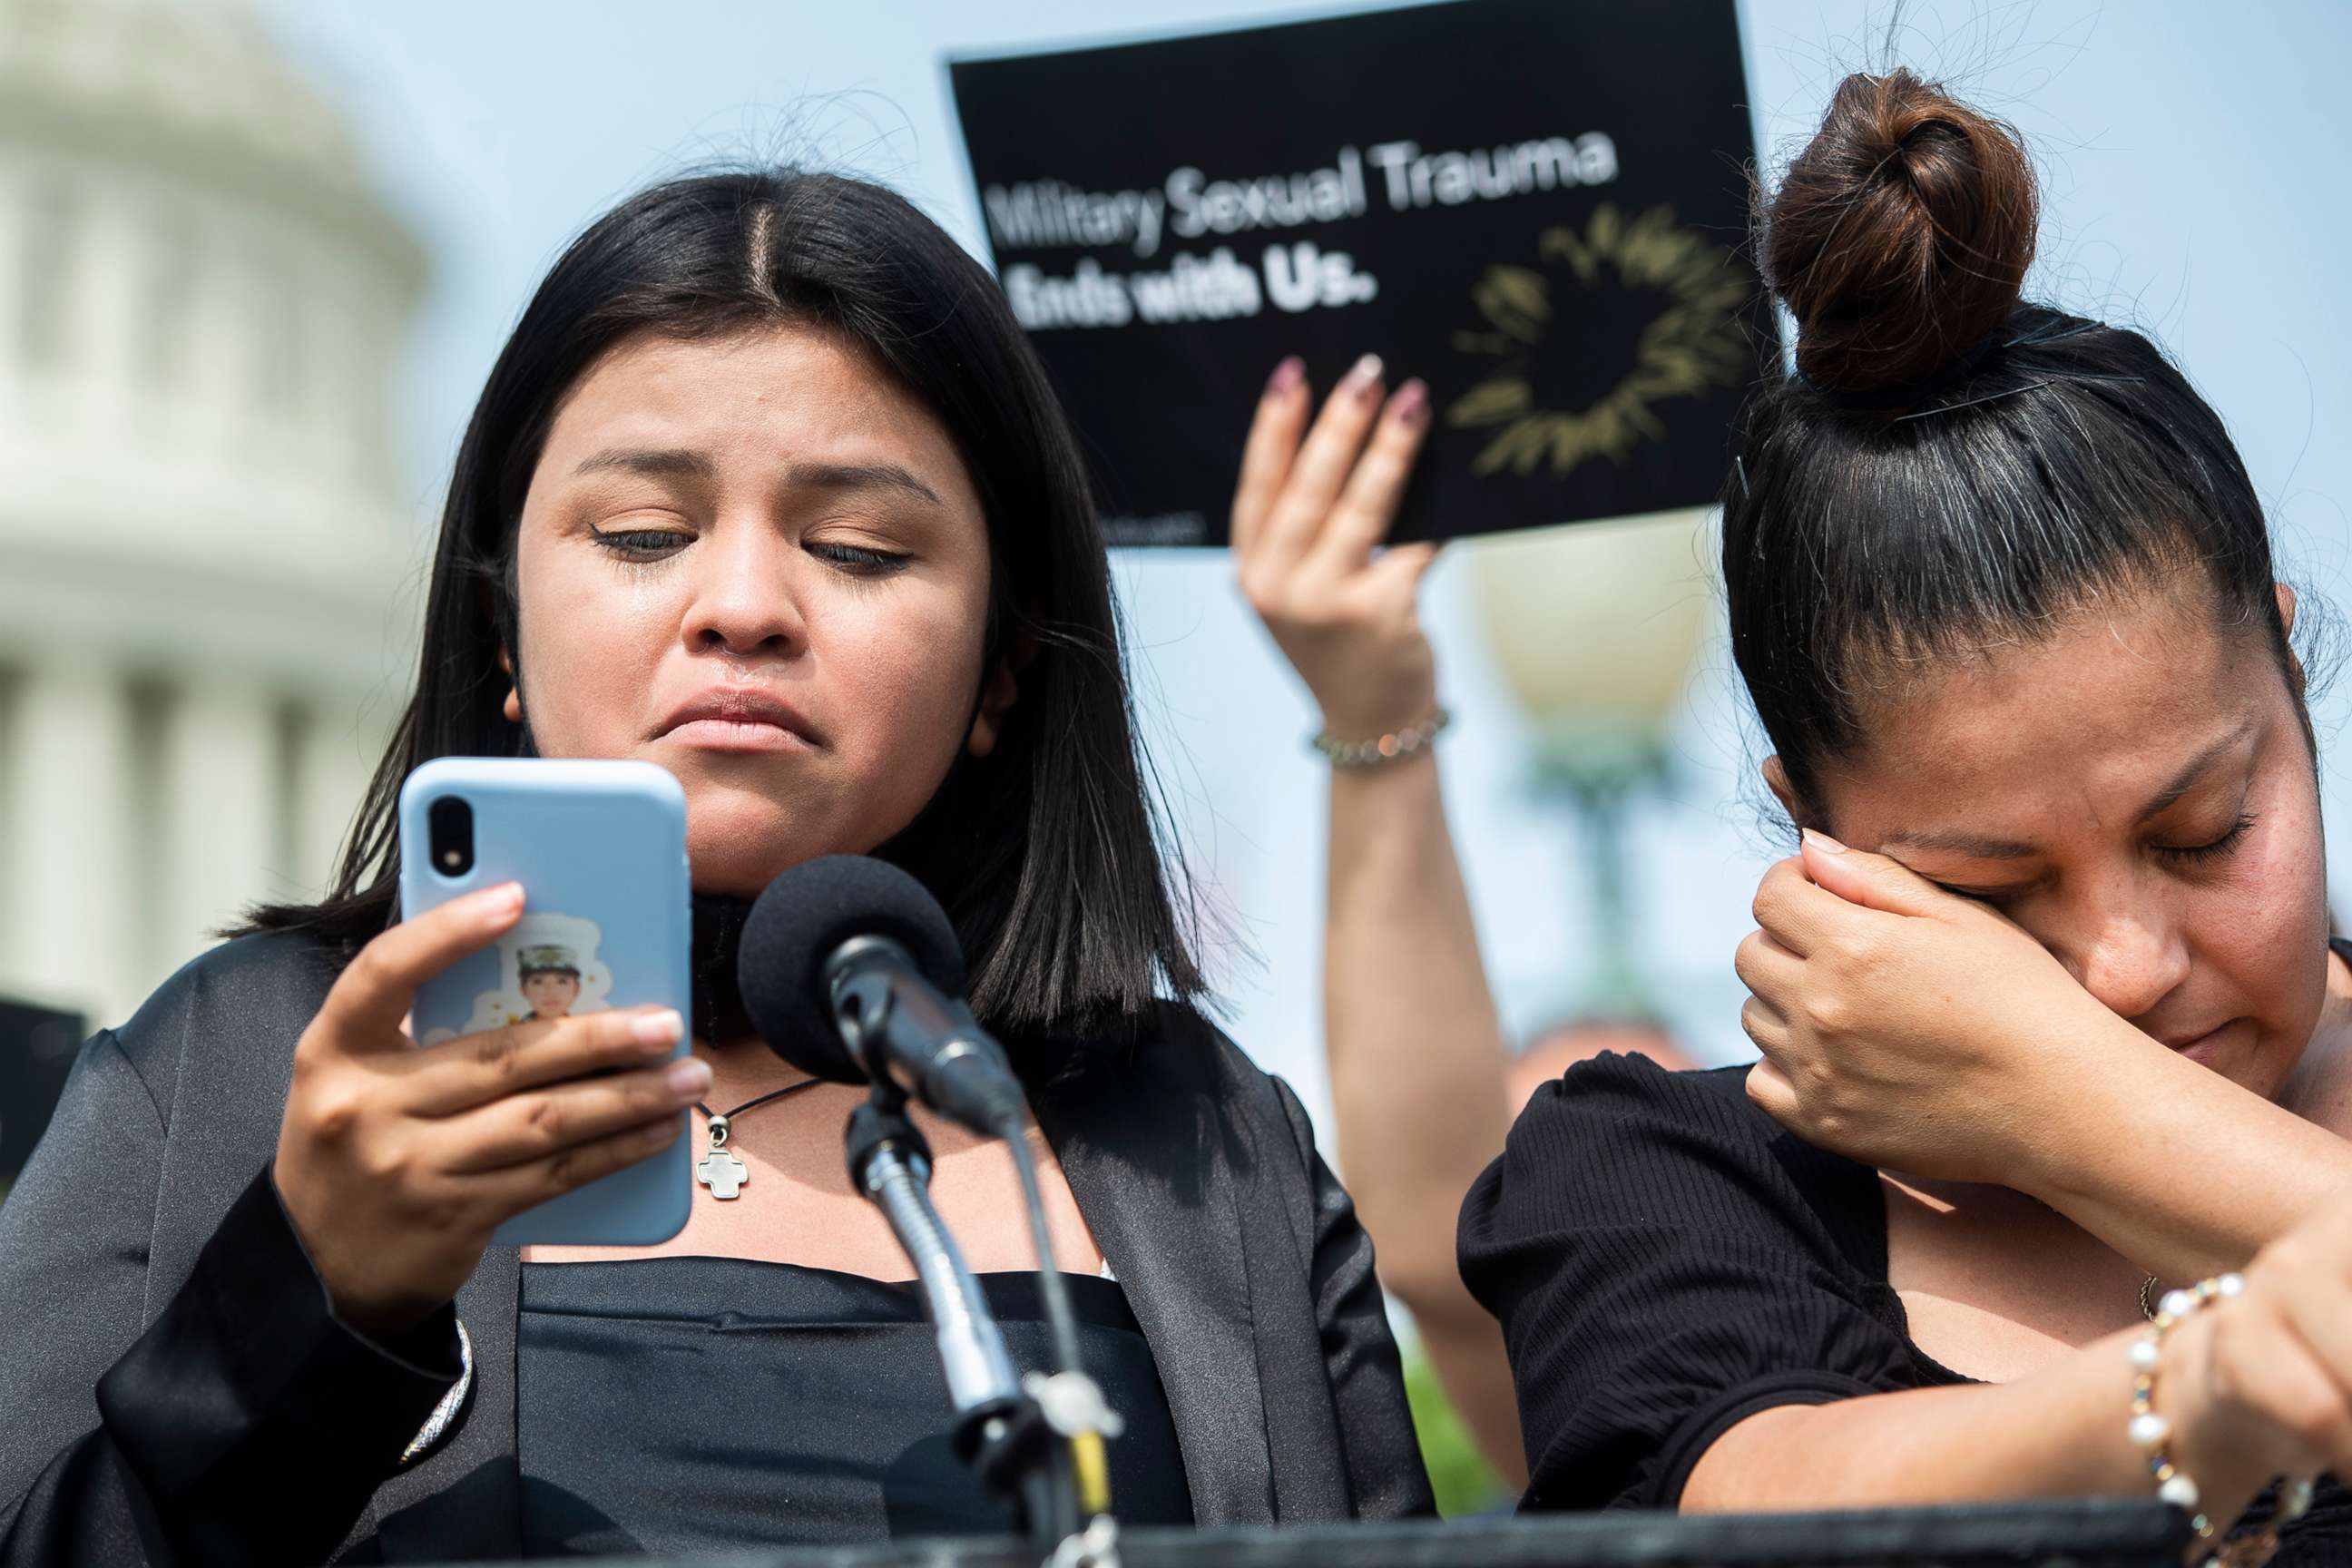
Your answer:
[1802,828,1848,854]
[1391,378,1428,426]
[665,1057,713,1098]
[632,1009,685,1044]
[1266,356,1304,396]
[1346,353,1385,403]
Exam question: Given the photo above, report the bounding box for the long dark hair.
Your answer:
[1725,70,2308,815]
[244,168,1206,1034]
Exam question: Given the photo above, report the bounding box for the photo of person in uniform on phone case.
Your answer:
[466,914,612,1033]
[410,914,616,1045]
[516,945,583,1022]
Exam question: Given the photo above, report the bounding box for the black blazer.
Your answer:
[0,934,1431,1563]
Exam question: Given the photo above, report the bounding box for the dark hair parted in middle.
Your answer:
[244,168,1204,1035]
[1724,69,2301,815]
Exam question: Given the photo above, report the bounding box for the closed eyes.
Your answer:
[586,528,912,576]
[1924,812,2259,905]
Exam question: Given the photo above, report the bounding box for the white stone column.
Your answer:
[69,179,142,441]
[154,681,277,981]
[2,664,136,1024]
[0,158,26,417]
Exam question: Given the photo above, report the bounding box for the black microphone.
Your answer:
[739,856,1024,1138]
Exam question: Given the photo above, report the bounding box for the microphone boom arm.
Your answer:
[843,1098,1021,1415]
[843,1088,1089,1557]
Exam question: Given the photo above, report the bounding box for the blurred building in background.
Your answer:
[0,0,424,1030]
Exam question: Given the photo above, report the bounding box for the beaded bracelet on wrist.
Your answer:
[2128,1274,2316,1565]
[2129,1275,2236,1540]
[1310,706,1450,769]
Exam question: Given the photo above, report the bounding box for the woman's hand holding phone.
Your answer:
[271,882,710,1338]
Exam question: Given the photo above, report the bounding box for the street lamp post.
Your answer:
[1471,508,1712,1017]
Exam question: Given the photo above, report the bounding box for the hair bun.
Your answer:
[1766,69,2037,397]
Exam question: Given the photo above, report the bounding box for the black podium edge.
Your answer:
[443,1498,2186,1568]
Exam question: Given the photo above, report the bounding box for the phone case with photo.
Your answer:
[397,757,692,1246]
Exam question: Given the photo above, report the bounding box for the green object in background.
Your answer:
[1402,1344,1509,1517]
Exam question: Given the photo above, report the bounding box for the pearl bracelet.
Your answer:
[2127,1274,2239,1541]
[2128,1275,2318,1565]
[1309,706,1451,769]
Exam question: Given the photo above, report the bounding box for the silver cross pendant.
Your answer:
[694,1112,748,1200]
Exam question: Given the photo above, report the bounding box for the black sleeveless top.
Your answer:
[1459,1049,2350,1560]
[515,1259,1191,1554]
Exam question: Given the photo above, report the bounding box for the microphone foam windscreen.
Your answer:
[738,856,967,1083]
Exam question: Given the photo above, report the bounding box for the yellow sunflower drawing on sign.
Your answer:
[1447,204,1752,479]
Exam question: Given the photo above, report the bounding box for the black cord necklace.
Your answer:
[686,892,829,1200]
[691,1078,826,1201]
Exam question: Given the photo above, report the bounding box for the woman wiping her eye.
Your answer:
[1458,70,2352,1561]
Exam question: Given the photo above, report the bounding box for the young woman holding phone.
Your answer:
[0,169,1430,1564]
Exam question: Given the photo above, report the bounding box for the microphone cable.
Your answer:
[992,1105,1117,1520]
[989,1106,1085,1379]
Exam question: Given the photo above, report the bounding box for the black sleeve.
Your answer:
[1269,1077,1437,1521]
[1457,1054,1936,1513]
[0,1032,462,1566]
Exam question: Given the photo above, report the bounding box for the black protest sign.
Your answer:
[947,0,1770,545]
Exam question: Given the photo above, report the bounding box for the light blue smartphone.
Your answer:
[397,757,692,1247]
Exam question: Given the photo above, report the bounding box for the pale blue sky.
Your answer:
[256,0,2352,1146]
